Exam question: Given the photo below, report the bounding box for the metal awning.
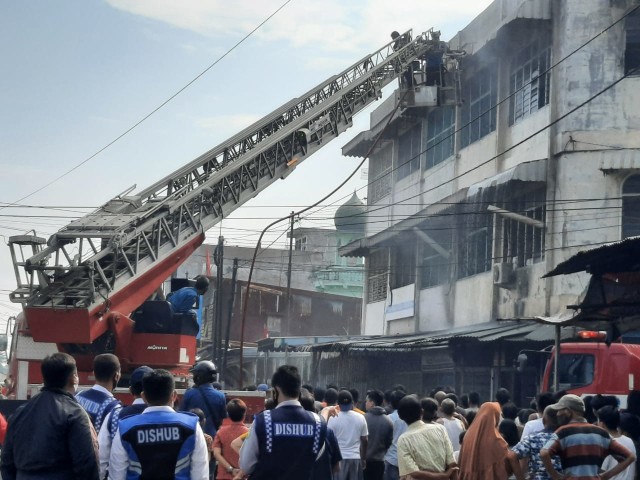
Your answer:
[543,237,640,277]
[306,320,539,353]
[449,0,551,54]
[339,188,468,257]
[467,159,547,198]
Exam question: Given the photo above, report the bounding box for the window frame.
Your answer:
[426,106,456,169]
[396,124,423,180]
[460,66,498,148]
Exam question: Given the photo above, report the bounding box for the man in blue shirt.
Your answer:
[167,276,209,314]
[179,361,227,438]
[76,353,121,432]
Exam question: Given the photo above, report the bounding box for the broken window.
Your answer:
[509,36,552,125]
[497,188,546,267]
[626,9,640,76]
[622,175,640,239]
[458,211,493,278]
[391,237,417,289]
[419,222,452,288]
[367,248,388,303]
[369,144,393,203]
[426,106,455,169]
[460,66,498,148]
[396,123,422,180]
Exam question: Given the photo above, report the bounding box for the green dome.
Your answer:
[335,192,366,233]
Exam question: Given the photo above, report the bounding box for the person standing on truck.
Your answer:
[168,276,209,314]
[1,352,100,480]
[109,368,209,480]
[76,353,121,432]
[98,365,153,480]
[540,394,636,480]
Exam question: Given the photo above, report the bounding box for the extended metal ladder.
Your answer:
[10,30,436,336]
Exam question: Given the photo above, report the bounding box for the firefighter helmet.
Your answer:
[190,360,217,385]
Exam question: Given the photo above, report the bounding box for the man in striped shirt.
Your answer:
[540,394,635,480]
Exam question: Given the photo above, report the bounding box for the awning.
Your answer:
[306,320,540,353]
[449,0,551,54]
[543,237,640,277]
[339,188,468,257]
[467,159,547,198]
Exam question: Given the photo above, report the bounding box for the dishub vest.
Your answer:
[251,405,327,480]
[118,410,199,480]
[76,388,120,432]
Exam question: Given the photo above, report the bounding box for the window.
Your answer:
[550,354,595,391]
[369,145,392,203]
[626,9,640,76]
[295,236,307,251]
[459,212,493,278]
[391,238,416,289]
[396,124,422,180]
[509,37,551,125]
[622,175,640,239]
[498,188,546,267]
[419,223,452,288]
[426,106,455,169]
[460,66,497,148]
[367,249,388,303]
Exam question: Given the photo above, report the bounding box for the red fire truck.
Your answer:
[541,331,640,408]
[5,29,447,399]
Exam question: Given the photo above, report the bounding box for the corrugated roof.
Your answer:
[305,321,538,353]
[543,237,640,277]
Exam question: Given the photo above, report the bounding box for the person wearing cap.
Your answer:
[239,365,327,479]
[167,276,209,314]
[540,394,636,480]
[328,389,369,480]
[98,365,153,479]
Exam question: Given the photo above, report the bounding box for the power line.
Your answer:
[2,0,295,211]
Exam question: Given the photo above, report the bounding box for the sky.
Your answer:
[0,0,494,326]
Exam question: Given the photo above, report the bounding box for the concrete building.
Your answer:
[331,0,640,400]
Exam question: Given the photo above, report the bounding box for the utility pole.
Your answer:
[222,258,238,387]
[285,212,295,336]
[213,236,224,367]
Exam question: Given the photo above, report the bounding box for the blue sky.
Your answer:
[0,0,493,323]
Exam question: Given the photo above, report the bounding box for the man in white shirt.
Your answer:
[328,390,369,480]
[597,405,637,480]
[521,392,555,439]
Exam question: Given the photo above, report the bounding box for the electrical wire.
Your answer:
[2,0,295,211]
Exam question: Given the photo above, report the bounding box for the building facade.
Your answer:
[332,0,640,398]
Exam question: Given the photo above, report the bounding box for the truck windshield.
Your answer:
[550,353,595,390]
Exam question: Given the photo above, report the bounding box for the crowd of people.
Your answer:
[0,356,639,480]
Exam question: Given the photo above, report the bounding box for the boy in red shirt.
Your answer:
[214,399,249,479]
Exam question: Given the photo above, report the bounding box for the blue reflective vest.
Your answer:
[118,410,199,480]
[76,387,120,432]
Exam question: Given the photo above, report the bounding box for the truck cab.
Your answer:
[542,340,640,408]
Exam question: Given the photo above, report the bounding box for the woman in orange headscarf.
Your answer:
[457,402,509,480]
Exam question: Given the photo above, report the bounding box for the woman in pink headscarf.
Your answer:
[457,402,510,480]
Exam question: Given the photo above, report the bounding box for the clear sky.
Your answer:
[0,0,494,325]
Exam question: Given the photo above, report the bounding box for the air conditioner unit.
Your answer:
[493,262,515,288]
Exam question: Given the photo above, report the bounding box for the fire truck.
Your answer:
[6,29,447,399]
[540,331,640,408]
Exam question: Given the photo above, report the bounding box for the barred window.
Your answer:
[498,188,546,267]
[459,212,493,278]
[426,106,455,169]
[623,175,640,239]
[367,249,388,303]
[369,144,392,203]
[397,124,422,180]
[626,9,640,76]
[460,67,498,148]
[509,37,551,125]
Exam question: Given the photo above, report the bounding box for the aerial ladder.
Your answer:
[7,29,441,397]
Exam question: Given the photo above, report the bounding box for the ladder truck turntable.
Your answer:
[7,29,448,399]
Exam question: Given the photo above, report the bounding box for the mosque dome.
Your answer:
[334,192,366,233]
